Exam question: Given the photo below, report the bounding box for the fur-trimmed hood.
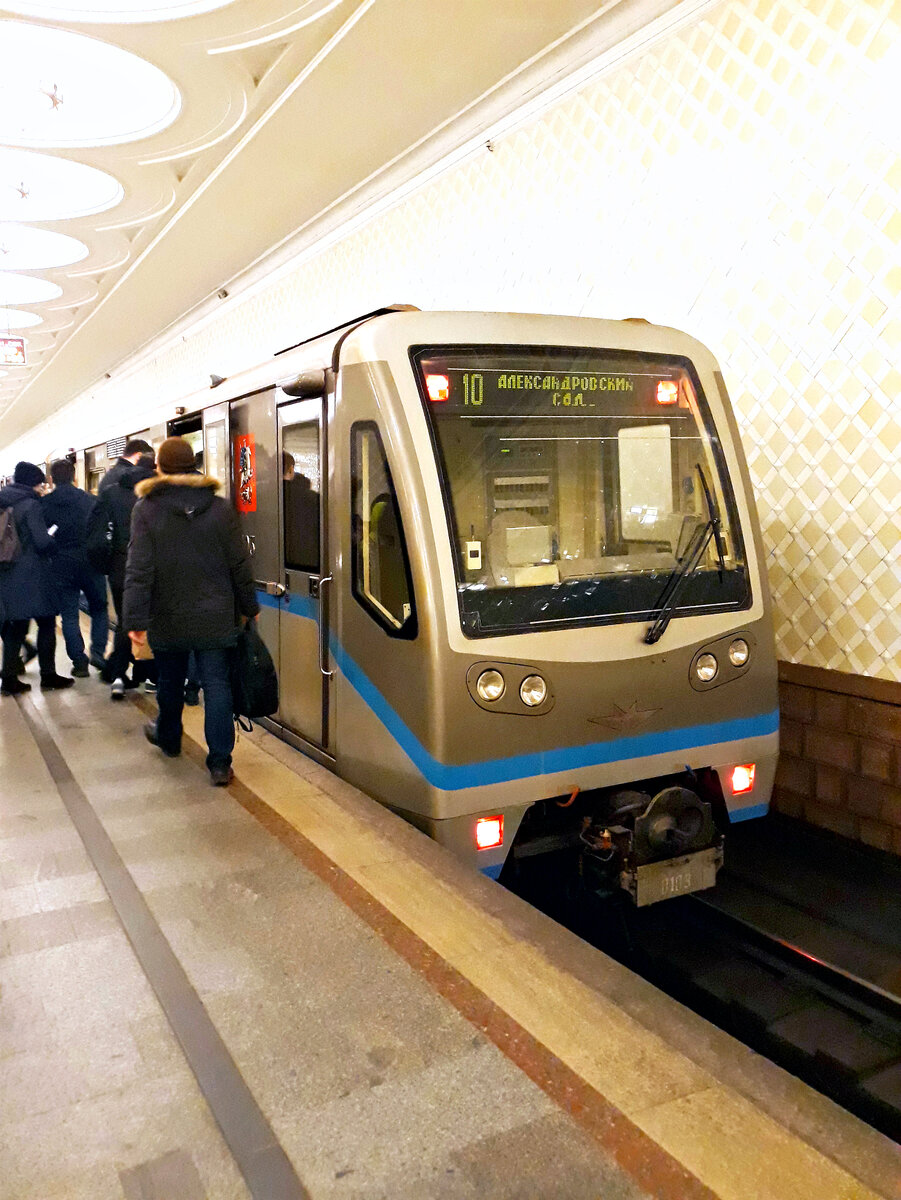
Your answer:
[135,472,221,499]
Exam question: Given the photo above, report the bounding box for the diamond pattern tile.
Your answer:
[11,0,901,679]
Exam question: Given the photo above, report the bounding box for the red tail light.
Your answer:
[730,764,756,794]
[475,815,503,850]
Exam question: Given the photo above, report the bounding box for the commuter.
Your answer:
[0,462,74,695]
[124,437,259,785]
[98,438,153,495]
[42,458,109,677]
[88,452,156,699]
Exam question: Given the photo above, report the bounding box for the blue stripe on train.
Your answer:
[258,590,779,794]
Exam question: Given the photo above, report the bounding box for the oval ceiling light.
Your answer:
[0,272,63,306]
[0,22,181,148]
[0,0,237,21]
[0,223,88,269]
[0,307,43,329]
[0,148,122,222]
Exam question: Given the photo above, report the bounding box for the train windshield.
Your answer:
[412,345,750,637]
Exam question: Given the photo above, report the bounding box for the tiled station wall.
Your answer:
[774,665,901,855]
[7,2,900,841]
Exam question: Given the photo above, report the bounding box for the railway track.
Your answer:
[508,859,901,1142]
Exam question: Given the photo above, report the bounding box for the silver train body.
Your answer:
[84,309,780,904]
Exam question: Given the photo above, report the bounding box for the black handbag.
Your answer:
[232,620,279,720]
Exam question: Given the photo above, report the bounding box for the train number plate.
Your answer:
[634,846,720,907]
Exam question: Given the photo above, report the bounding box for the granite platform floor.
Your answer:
[1,643,899,1200]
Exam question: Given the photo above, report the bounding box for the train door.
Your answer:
[277,398,328,750]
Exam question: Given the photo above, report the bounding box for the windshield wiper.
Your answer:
[644,463,724,645]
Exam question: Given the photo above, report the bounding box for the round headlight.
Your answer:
[520,674,547,707]
[729,638,750,667]
[477,669,505,702]
[696,653,718,683]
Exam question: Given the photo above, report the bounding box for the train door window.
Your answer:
[282,418,320,573]
[351,424,416,637]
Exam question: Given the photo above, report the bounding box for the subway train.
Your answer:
[68,306,779,905]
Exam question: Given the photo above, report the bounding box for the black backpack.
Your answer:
[85,494,115,574]
[232,620,279,720]
[0,506,21,568]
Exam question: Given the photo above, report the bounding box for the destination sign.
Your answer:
[421,363,671,415]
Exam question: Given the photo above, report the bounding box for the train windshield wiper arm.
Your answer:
[644,463,723,646]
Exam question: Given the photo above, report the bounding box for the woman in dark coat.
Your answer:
[123,437,259,784]
[0,461,74,695]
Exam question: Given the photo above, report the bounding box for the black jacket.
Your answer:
[88,461,156,591]
[0,484,58,622]
[123,472,258,651]
[41,482,96,580]
[98,457,133,495]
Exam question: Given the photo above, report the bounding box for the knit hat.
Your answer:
[156,436,196,475]
[13,461,45,488]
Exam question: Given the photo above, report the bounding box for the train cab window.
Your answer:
[412,345,750,636]
[282,420,320,573]
[351,424,416,637]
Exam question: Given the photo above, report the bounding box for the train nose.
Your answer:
[633,787,715,860]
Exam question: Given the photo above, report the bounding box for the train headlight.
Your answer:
[477,669,505,702]
[520,674,547,707]
[695,654,718,683]
[728,638,750,667]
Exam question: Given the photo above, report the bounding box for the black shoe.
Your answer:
[40,674,75,690]
[209,765,234,787]
[184,684,201,707]
[1,678,31,696]
[71,661,90,678]
[90,655,106,672]
[144,722,180,758]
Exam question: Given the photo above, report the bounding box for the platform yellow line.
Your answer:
[182,708,885,1200]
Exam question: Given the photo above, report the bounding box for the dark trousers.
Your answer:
[1,617,57,682]
[104,583,132,683]
[154,647,234,771]
[58,565,108,666]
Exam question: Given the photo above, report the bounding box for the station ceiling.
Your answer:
[0,0,683,447]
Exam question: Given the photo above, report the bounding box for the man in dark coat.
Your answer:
[0,461,74,695]
[42,458,109,676]
[123,437,259,785]
[87,453,156,698]
[97,438,153,495]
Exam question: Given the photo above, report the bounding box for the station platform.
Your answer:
[1,660,900,1199]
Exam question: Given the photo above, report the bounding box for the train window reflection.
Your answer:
[351,423,416,637]
[413,345,749,636]
[282,419,320,573]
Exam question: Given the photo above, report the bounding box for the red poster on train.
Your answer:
[234,434,257,512]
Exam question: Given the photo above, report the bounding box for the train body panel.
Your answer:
[70,308,780,903]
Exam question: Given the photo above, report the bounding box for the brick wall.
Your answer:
[774,663,901,856]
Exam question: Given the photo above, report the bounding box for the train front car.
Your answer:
[334,312,778,905]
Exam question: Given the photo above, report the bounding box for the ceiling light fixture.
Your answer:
[0,21,181,149]
[0,148,122,221]
[0,223,88,269]
[0,273,63,305]
[0,307,43,329]
[0,0,237,22]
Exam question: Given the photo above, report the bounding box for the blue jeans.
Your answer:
[154,647,234,771]
[58,565,109,665]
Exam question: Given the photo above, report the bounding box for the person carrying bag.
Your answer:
[123,437,260,785]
